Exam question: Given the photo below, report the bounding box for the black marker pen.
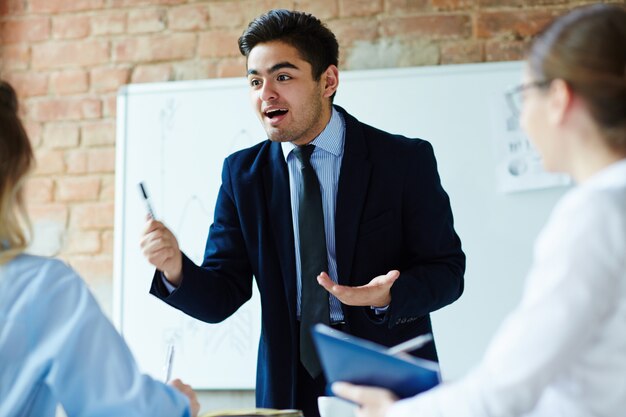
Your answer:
[138,182,156,219]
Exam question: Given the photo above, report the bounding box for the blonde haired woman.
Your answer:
[334,4,626,417]
[0,81,200,417]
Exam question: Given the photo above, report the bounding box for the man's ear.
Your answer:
[322,65,339,99]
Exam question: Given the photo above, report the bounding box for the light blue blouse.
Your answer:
[0,254,191,417]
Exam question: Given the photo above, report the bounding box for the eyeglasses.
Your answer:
[505,80,551,116]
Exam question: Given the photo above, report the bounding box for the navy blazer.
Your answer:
[151,106,465,409]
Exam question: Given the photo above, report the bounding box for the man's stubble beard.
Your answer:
[265,88,326,144]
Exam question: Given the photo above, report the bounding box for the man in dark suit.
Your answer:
[141,9,465,417]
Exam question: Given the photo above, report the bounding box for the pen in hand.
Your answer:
[387,333,433,355]
[163,343,175,382]
[138,181,156,219]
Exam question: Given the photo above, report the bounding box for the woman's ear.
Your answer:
[322,65,339,99]
[547,79,573,126]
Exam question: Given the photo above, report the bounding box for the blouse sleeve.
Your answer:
[30,260,191,417]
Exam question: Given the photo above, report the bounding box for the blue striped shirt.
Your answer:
[281,107,345,323]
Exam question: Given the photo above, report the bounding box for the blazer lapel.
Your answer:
[335,109,372,285]
[263,143,298,322]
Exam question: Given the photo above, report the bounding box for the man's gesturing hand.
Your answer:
[140,217,183,286]
[317,270,400,307]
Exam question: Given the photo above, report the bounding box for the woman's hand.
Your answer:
[332,382,398,417]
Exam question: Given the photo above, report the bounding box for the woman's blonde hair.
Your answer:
[0,80,34,264]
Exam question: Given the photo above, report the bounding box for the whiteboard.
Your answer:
[113,61,569,389]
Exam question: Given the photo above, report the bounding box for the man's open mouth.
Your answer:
[264,108,288,119]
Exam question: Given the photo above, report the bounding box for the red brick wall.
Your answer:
[0,0,616,306]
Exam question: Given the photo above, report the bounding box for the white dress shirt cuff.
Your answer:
[371,304,390,315]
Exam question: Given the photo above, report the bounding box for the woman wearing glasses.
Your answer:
[0,80,200,416]
[334,4,626,417]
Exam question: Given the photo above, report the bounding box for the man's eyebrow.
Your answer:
[247,62,300,76]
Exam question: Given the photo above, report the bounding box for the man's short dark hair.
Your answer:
[238,9,339,81]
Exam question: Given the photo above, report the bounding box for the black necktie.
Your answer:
[293,144,329,378]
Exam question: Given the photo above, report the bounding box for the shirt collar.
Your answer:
[583,158,626,190]
[280,106,345,161]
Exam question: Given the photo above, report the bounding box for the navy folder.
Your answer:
[311,324,441,399]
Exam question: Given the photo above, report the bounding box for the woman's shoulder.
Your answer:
[5,254,81,293]
[546,182,626,257]
[555,181,626,222]
[10,253,74,274]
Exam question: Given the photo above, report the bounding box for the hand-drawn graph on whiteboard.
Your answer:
[114,78,266,389]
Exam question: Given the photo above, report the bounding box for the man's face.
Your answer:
[247,40,336,145]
